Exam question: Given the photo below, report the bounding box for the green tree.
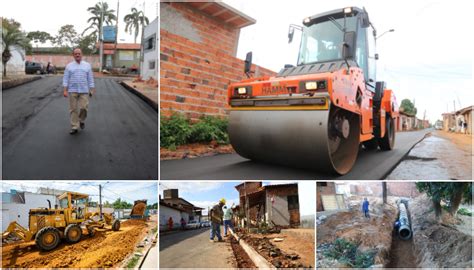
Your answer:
[112,198,133,209]
[77,33,97,55]
[83,1,116,42]
[124,7,149,43]
[1,18,30,77]
[416,182,472,220]
[399,99,417,116]
[146,202,158,209]
[53,24,79,50]
[26,31,52,46]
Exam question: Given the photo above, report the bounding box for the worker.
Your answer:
[168,217,174,230]
[209,198,225,242]
[223,204,234,237]
[180,217,186,230]
[362,197,370,218]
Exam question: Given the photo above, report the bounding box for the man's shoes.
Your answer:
[209,239,214,243]
[216,239,224,242]
[69,129,78,134]
[80,122,85,129]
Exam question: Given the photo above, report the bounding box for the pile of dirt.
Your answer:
[239,234,311,268]
[317,197,396,267]
[230,237,256,268]
[2,221,148,268]
[410,194,473,268]
[122,219,146,227]
[160,143,234,160]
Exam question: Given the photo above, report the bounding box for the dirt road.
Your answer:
[2,220,148,268]
[159,227,235,268]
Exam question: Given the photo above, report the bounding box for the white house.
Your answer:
[2,190,57,231]
[159,202,189,231]
[140,17,158,80]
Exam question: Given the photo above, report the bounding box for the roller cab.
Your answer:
[227,7,398,174]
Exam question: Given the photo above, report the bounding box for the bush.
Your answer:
[160,113,229,149]
[189,116,229,144]
[457,208,472,216]
[323,238,375,268]
[160,113,191,150]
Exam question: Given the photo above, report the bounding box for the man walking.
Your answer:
[209,198,225,242]
[223,204,234,237]
[362,197,370,218]
[63,48,95,134]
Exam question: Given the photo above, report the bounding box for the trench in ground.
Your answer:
[386,205,418,268]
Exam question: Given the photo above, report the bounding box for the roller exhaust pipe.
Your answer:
[398,201,412,240]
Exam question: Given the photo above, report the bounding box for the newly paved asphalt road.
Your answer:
[161,129,429,180]
[160,227,234,268]
[2,76,158,180]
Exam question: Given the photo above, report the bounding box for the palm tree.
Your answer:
[1,18,30,77]
[124,8,149,43]
[83,2,116,42]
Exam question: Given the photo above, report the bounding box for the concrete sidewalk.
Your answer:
[120,79,158,111]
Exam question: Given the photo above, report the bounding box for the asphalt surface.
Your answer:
[2,75,158,180]
[160,227,234,268]
[161,129,429,180]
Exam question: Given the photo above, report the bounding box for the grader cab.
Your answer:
[2,191,120,251]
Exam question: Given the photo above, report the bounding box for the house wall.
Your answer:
[159,205,182,230]
[350,182,421,198]
[141,17,158,80]
[160,2,276,119]
[265,185,299,226]
[2,193,57,231]
[317,182,336,211]
[113,50,140,68]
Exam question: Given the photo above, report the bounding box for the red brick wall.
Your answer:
[26,55,100,69]
[160,3,277,119]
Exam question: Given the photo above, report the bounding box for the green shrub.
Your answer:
[160,113,191,149]
[457,208,472,216]
[323,238,375,268]
[189,116,229,144]
[160,113,229,149]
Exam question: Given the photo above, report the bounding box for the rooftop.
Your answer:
[182,1,256,28]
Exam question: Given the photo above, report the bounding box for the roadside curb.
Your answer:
[2,76,42,90]
[119,81,158,112]
[137,232,158,269]
[229,228,276,269]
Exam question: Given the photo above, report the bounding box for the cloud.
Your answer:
[159,181,224,195]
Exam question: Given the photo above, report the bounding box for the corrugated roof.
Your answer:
[185,1,256,28]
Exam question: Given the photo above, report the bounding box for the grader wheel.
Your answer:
[35,227,61,251]
[65,224,82,243]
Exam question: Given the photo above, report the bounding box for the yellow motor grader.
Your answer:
[2,191,120,251]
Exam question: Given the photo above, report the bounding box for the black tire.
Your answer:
[64,224,82,243]
[88,227,96,237]
[379,116,395,150]
[35,227,61,251]
[112,219,120,231]
[362,138,378,150]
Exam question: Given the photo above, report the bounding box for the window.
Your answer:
[145,34,155,51]
[287,195,299,210]
[149,60,156,69]
[355,20,368,82]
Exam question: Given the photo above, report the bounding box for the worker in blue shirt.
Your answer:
[362,197,370,218]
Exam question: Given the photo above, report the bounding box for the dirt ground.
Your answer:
[160,143,234,160]
[2,219,149,268]
[237,228,314,268]
[410,194,473,268]
[230,237,255,268]
[387,131,472,180]
[317,197,396,267]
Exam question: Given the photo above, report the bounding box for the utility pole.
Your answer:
[116,0,120,48]
[138,1,145,77]
[99,184,103,220]
[99,7,104,73]
[453,100,456,113]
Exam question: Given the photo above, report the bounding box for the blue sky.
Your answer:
[159,181,316,216]
[1,181,158,204]
[225,0,473,123]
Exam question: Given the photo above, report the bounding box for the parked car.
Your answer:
[185,220,201,230]
[200,221,210,227]
[25,61,45,74]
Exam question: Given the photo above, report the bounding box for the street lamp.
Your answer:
[376,29,395,40]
